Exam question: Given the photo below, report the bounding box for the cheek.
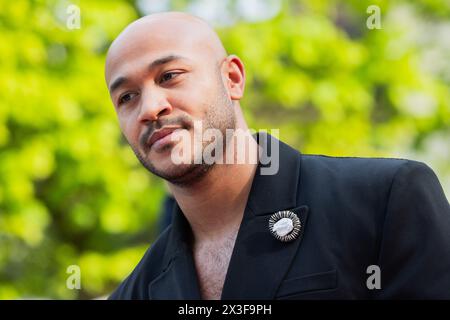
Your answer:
[119,114,140,144]
[169,87,213,118]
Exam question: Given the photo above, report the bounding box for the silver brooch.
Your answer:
[269,210,301,242]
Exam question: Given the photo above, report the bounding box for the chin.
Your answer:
[151,162,192,179]
[153,162,213,186]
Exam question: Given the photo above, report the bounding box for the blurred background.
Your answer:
[0,0,449,299]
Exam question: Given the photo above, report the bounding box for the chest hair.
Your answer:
[193,233,238,300]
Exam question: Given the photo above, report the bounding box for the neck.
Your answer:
[168,128,259,244]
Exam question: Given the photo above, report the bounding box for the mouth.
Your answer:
[147,126,182,150]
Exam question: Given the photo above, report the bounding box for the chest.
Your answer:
[192,235,237,300]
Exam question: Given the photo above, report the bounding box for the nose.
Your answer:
[137,89,173,123]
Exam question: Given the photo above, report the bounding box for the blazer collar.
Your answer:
[149,131,309,299]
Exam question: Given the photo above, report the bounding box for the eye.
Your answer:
[159,71,180,84]
[118,92,138,105]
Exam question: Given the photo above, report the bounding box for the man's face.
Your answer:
[105,20,236,185]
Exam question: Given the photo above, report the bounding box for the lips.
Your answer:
[147,127,181,149]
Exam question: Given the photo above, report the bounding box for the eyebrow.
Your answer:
[108,54,186,93]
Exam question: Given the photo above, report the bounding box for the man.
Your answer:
[105,12,450,299]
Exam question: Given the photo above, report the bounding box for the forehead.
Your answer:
[105,19,215,83]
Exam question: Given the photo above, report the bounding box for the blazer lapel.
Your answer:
[148,204,201,300]
[221,132,309,299]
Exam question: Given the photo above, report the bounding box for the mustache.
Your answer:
[140,115,193,149]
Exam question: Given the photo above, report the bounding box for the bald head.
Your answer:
[105,12,227,82]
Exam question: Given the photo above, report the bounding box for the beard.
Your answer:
[129,80,236,187]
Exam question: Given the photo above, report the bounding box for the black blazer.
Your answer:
[109,132,450,299]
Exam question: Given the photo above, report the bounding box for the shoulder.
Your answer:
[301,153,414,174]
[297,154,445,217]
[108,225,172,300]
[299,154,429,189]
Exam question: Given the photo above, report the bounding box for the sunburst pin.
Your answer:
[269,210,301,242]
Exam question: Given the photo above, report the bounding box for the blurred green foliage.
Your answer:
[0,0,449,299]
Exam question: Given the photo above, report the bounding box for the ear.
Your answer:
[222,55,245,101]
